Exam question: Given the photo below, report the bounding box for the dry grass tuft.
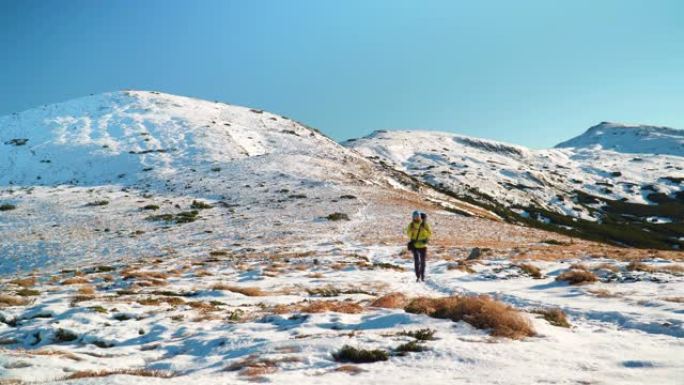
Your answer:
[9,277,36,288]
[586,288,620,298]
[627,261,684,275]
[446,260,476,274]
[224,355,300,377]
[569,263,589,271]
[533,308,571,327]
[211,284,265,297]
[405,295,535,339]
[122,270,169,280]
[300,300,364,314]
[556,269,598,285]
[61,277,90,285]
[193,270,213,277]
[517,263,542,279]
[332,364,366,375]
[592,263,619,273]
[0,294,30,307]
[78,285,96,295]
[63,369,175,380]
[662,297,684,303]
[370,292,409,309]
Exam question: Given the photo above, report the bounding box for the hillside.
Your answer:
[0,90,520,276]
[1,92,682,385]
[345,126,684,249]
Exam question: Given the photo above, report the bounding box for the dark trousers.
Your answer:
[412,247,427,280]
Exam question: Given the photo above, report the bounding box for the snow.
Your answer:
[1,248,682,384]
[345,128,684,223]
[1,91,683,384]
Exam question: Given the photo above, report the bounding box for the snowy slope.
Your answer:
[0,91,501,276]
[556,121,684,156]
[1,92,683,385]
[345,127,684,249]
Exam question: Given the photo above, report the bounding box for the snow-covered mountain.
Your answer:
[1,92,683,385]
[346,125,684,249]
[556,121,684,156]
[0,91,507,275]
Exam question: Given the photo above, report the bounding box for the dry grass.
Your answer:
[211,284,265,297]
[517,263,542,279]
[224,355,300,377]
[300,300,364,314]
[9,277,36,288]
[370,292,409,309]
[61,277,90,285]
[122,270,169,280]
[63,369,175,380]
[626,261,654,273]
[78,285,95,295]
[533,308,571,327]
[19,348,82,361]
[556,269,598,285]
[446,260,476,274]
[404,295,535,339]
[188,301,220,312]
[627,261,684,275]
[137,297,162,306]
[332,364,366,375]
[662,297,684,303]
[569,263,589,271]
[592,263,619,273]
[0,294,30,307]
[656,264,684,275]
[0,379,23,385]
[132,278,167,287]
[586,288,621,298]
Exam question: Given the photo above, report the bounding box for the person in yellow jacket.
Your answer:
[405,211,432,282]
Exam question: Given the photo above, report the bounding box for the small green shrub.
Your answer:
[86,200,109,207]
[190,200,213,210]
[400,328,437,341]
[0,204,16,211]
[326,212,350,221]
[332,345,389,363]
[534,308,571,328]
[142,204,160,211]
[16,288,40,297]
[146,210,199,224]
[395,340,427,354]
[54,328,78,342]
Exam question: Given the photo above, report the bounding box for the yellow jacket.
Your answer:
[405,221,432,249]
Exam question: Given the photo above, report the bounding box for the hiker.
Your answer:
[405,210,432,282]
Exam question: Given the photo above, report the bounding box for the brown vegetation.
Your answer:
[533,308,570,327]
[63,369,175,380]
[211,284,265,297]
[0,294,30,307]
[556,269,598,285]
[404,295,535,339]
[61,277,90,285]
[517,263,542,279]
[370,292,409,309]
[300,300,364,314]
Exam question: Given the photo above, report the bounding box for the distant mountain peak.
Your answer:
[555,122,684,156]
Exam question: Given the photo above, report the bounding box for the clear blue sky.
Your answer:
[1,0,682,148]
